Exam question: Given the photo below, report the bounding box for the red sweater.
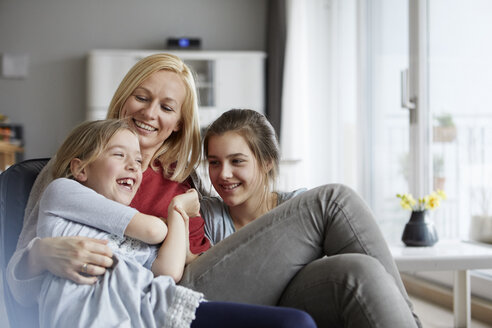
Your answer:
[130,164,211,254]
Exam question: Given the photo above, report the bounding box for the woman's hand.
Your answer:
[28,236,113,285]
[169,189,200,218]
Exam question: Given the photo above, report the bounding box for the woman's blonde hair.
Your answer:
[52,119,137,180]
[107,53,201,182]
[203,109,280,211]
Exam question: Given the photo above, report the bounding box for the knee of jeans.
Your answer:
[320,183,358,201]
[335,254,387,282]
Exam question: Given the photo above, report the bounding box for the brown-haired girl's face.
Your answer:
[207,131,264,209]
[120,70,185,159]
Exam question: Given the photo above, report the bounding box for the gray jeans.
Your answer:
[180,184,421,328]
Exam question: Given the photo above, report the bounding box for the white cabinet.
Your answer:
[86,50,266,127]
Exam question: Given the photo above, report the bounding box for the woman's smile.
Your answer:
[133,119,157,132]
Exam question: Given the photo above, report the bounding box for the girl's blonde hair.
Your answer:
[107,53,201,182]
[52,119,137,180]
[203,109,280,210]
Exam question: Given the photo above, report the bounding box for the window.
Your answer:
[361,0,492,300]
[361,0,410,244]
[428,0,492,241]
[364,0,492,245]
[282,0,492,248]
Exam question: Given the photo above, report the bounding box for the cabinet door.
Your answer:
[215,57,265,112]
[184,59,215,108]
[87,53,139,120]
[198,55,265,126]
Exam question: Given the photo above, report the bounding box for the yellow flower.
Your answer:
[397,193,417,210]
[396,190,446,211]
[426,192,441,210]
[400,200,413,210]
[407,194,417,207]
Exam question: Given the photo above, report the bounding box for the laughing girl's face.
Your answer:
[78,129,142,206]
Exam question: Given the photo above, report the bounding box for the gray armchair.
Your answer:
[0,158,49,328]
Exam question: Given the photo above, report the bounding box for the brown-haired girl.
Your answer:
[189,109,421,328]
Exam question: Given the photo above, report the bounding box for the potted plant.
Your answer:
[396,190,447,246]
[433,113,457,142]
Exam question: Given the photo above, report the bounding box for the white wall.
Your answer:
[0,0,267,159]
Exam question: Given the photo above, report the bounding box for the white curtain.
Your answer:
[281,0,359,190]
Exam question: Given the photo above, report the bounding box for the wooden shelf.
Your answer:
[0,140,23,171]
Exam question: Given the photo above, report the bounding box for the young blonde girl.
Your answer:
[37,119,201,327]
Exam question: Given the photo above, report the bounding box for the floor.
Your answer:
[1,272,491,328]
[410,295,492,328]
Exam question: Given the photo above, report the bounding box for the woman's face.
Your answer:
[207,131,264,208]
[120,70,186,159]
[81,130,143,206]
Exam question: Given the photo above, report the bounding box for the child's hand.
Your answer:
[173,205,190,225]
[169,189,200,218]
[173,205,195,264]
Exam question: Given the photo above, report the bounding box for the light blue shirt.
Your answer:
[200,189,306,246]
